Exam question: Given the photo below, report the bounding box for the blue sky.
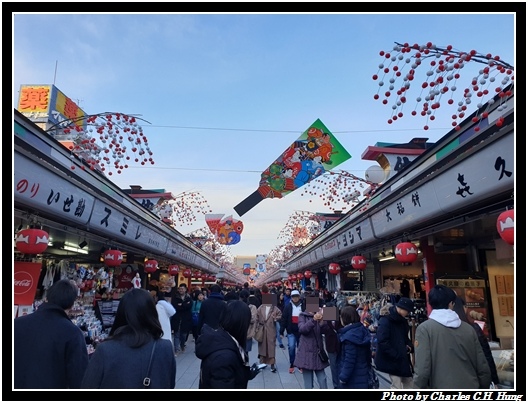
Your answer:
[12,12,516,261]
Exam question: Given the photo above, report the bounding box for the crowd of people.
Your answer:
[14,278,496,390]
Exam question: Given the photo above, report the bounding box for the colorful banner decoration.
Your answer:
[234,118,351,216]
[205,213,244,245]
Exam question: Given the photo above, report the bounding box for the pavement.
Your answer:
[174,336,391,390]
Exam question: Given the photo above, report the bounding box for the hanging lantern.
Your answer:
[182,268,192,278]
[168,264,179,276]
[304,270,312,279]
[104,249,123,267]
[296,272,304,280]
[15,227,49,255]
[351,255,367,270]
[496,209,514,246]
[328,263,341,275]
[394,242,418,264]
[144,259,158,273]
[243,267,251,276]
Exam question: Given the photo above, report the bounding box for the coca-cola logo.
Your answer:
[14,271,34,295]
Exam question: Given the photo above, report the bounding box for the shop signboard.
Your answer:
[14,153,96,225]
[89,199,167,254]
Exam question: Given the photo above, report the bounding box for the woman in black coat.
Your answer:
[195,300,261,388]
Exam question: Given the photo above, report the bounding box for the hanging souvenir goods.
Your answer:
[351,255,367,270]
[328,263,341,275]
[394,242,418,264]
[15,227,49,255]
[104,249,123,267]
[496,209,514,246]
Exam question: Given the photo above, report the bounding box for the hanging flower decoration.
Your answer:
[299,170,380,213]
[372,42,514,131]
[46,112,155,176]
[154,192,213,227]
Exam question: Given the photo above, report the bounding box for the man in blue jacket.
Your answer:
[14,279,89,388]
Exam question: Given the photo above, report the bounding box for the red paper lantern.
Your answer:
[168,264,179,276]
[243,267,251,276]
[304,270,312,279]
[496,209,514,246]
[351,255,367,270]
[144,259,158,273]
[394,242,418,264]
[296,273,304,280]
[328,263,341,275]
[15,227,49,254]
[104,249,123,267]
[182,268,192,278]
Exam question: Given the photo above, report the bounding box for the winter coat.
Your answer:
[81,337,176,388]
[156,299,176,344]
[280,300,303,335]
[337,322,372,388]
[195,324,251,389]
[471,322,499,384]
[14,303,89,389]
[198,292,226,333]
[246,303,258,339]
[170,292,193,333]
[293,311,330,371]
[256,304,282,361]
[374,305,413,377]
[322,319,342,354]
[413,309,492,389]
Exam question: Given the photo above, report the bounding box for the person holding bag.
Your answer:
[294,306,330,388]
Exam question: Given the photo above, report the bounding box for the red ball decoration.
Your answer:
[328,263,341,275]
[15,227,49,254]
[351,255,367,270]
[182,268,192,278]
[394,242,418,264]
[496,209,514,246]
[104,249,123,267]
[144,259,158,273]
[304,270,312,279]
[168,264,179,276]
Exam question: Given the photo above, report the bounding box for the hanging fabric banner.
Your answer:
[234,118,351,216]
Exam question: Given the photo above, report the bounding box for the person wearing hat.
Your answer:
[280,289,304,374]
[374,297,415,389]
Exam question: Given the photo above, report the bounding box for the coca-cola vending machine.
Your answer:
[14,261,42,318]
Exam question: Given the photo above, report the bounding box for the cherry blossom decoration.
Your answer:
[46,112,155,176]
[373,42,514,131]
[299,170,380,212]
[153,191,213,226]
